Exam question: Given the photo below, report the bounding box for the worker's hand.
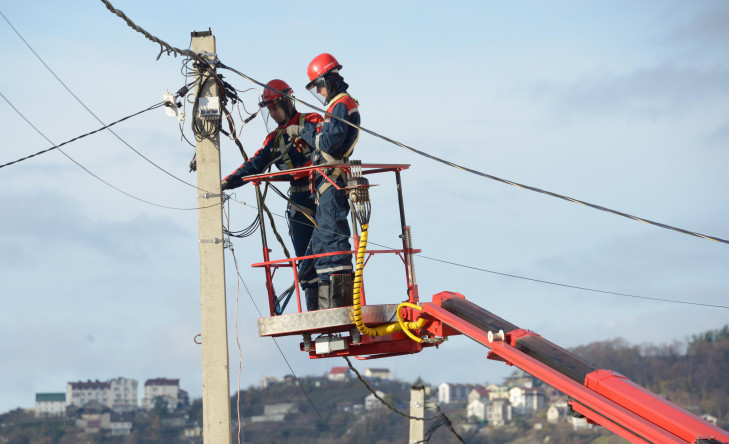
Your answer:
[221,180,229,191]
[286,125,303,138]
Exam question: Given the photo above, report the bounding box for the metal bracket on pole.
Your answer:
[198,192,224,199]
[199,238,230,249]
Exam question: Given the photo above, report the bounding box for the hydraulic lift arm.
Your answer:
[415,292,729,444]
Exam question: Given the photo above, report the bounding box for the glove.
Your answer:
[220,180,229,191]
[286,125,303,138]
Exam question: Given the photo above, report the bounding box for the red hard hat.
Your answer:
[259,79,292,107]
[307,53,342,83]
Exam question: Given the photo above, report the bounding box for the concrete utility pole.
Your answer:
[409,385,425,444]
[192,30,232,444]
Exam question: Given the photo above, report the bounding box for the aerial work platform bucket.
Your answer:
[244,163,431,359]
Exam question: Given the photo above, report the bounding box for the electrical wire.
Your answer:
[0,97,164,169]
[226,241,341,444]
[230,199,729,309]
[95,0,727,245]
[219,64,728,246]
[0,10,204,192]
[1,90,219,211]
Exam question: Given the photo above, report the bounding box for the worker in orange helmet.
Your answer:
[221,79,324,311]
[286,54,360,309]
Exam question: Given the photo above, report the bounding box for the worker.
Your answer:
[286,53,360,309]
[221,79,323,311]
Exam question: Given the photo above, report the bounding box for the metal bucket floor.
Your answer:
[258,304,399,337]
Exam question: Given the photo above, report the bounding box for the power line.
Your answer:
[0,98,164,169]
[0,90,215,211]
[97,0,727,246]
[220,65,729,247]
[0,9,202,192]
[415,254,729,310]
[232,200,729,309]
[227,242,341,444]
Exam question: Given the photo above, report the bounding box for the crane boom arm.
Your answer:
[417,292,729,444]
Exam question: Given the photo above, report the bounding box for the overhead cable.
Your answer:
[220,65,728,246]
[1,91,216,211]
[238,201,729,309]
[0,96,164,169]
[0,10,203,192]
[97,0,727,245]
[227,243,341,444]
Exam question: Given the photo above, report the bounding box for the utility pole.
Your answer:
[192,30,232,444]
[409,385,425,444]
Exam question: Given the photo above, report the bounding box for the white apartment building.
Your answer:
[67,380,111,408]
[109,377,138,412]
[142,378,180,410]
[35,393,66,417]
[67,378,138,412]
[438,383,485,404]
[509,386,545,415]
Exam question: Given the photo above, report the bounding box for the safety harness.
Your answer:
[315,93,359,203]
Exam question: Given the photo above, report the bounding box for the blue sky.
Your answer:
[1,1,727,416]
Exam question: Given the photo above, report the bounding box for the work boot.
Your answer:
[318,281,332,310]
[330,274,353,308]
[305,287,319,311]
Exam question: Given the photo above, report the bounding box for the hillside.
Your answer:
[570,325,729,424]
[1,325,727,443]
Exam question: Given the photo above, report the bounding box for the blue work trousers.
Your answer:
[312,178,352,283]
[288,191,317,290]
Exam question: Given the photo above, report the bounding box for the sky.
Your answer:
[1,0,728,417]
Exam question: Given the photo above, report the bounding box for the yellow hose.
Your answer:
[352,224,381,336]
[351,227,426,341]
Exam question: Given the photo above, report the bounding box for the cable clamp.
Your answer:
[199,238,230,248]
[198,192,224,199]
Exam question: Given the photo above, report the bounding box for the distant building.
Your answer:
[364,368,391,380]
[250,403,298,423]
[572,416,593,431]
[76,412,111,433]
[503,369,537,389]
[109,377,138,412]
[67,377,137,412]
[328,367,351,381]
[468,388,490,404]
[547,401,569,424]
[35,393,66,417]
[142,378,181,410]
[67,380,111,409]
[467,398,489,422]
[509,386,545,415]
[487,399,512,427]
[438,383,485,404]
[259,376,279,389]
[110,413,133,435]
[488,386,510,402]
[365,391,386,410]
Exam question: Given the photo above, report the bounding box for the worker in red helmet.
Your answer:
[221,79,324,311]
[286,53,360,309]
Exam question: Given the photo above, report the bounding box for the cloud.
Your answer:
[0,191,189,269]
[532,63,729,119]
[663,3,729,48]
